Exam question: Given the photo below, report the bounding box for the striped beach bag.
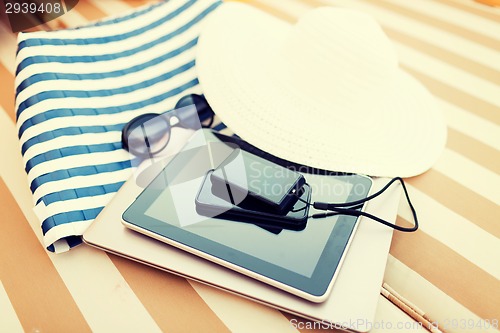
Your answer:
[15,0,222,252]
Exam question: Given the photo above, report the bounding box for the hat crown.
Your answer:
[279,8,399,111]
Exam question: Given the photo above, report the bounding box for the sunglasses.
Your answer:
[121,94,214,158]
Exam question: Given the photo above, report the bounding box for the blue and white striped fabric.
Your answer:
[14,0,222,253]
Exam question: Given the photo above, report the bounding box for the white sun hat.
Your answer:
[195,3,447,177]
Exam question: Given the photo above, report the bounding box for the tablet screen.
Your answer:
[144,174,352,278]
[123,130,372,299]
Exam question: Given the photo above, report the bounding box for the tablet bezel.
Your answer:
[122,132,372,302]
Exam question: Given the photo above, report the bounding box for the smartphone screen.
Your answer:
[196,171,310,231]
[210,149,305,214]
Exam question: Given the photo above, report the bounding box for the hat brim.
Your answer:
[196,3,447,177]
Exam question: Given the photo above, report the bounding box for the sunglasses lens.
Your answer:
[174,104,200,129]
[175,94,214,128]
[123,113,171,157]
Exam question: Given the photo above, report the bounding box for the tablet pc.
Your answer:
[122,130,372,302]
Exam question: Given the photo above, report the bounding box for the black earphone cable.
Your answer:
[295,177,418,232]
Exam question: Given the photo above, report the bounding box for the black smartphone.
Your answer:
[210,148,305,215]
[195,170,310,231]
